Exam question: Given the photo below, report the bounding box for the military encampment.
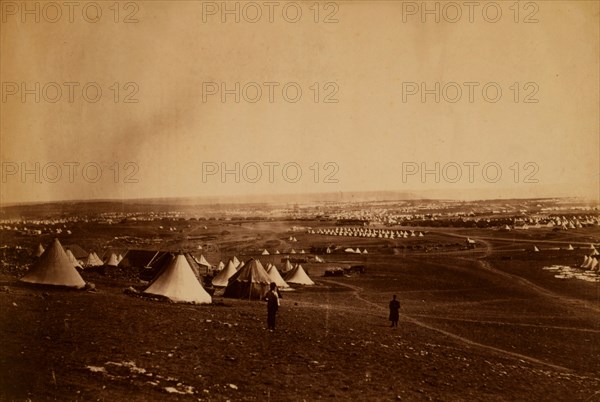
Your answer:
[1,198,599,400]
[1,1,599,399]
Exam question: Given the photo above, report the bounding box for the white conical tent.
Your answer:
[117,254,123,262]
[285,264,315,285]
[65,249,82,268]
[232,256,241,268]
[144,253,211,304]
[363,249,368,254]
[591,247,599,256]
[196,254,211,267]
[266,264,289,288]
[290,249,296,254]
[84,253,95,267]
[567,244,574,251]
[92,252,102,263]
[262,249,270,255]
[274,250,280,254]
[20,238,85,289]
[212,259,238,287]
[533,246,540,252]
[589,258,599,271]
[84,252,103,267]
[216,261,225,271]
[282,259,294,273]
[105,253,119,267]
[34,243,45,257]
[223,258,272,300]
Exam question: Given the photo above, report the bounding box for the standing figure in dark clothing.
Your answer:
[389,294,400,327]
[265,282,280,331]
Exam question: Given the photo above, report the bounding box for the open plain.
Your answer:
[0,205,599,401]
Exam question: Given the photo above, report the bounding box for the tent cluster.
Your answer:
[22,241,316,304]
[309,227,424,239]
[213,257,315,298]
[542,245,600,283]
[2,223,73,236]
[23,240,213,304]
[32,241,121,269]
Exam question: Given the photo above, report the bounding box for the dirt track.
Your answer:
[318,278,576,374]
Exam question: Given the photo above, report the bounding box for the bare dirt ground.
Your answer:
[1,225,599,401]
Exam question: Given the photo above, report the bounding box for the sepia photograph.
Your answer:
[0,0,599,400]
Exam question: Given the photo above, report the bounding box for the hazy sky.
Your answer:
[1,1,598,204]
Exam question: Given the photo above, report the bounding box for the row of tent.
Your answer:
[533,244,598,253]
[33,243,122,269]
[261,249,307,255]
[309,227,424,239]
[20,239,314,304]
[514,215,598,228]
